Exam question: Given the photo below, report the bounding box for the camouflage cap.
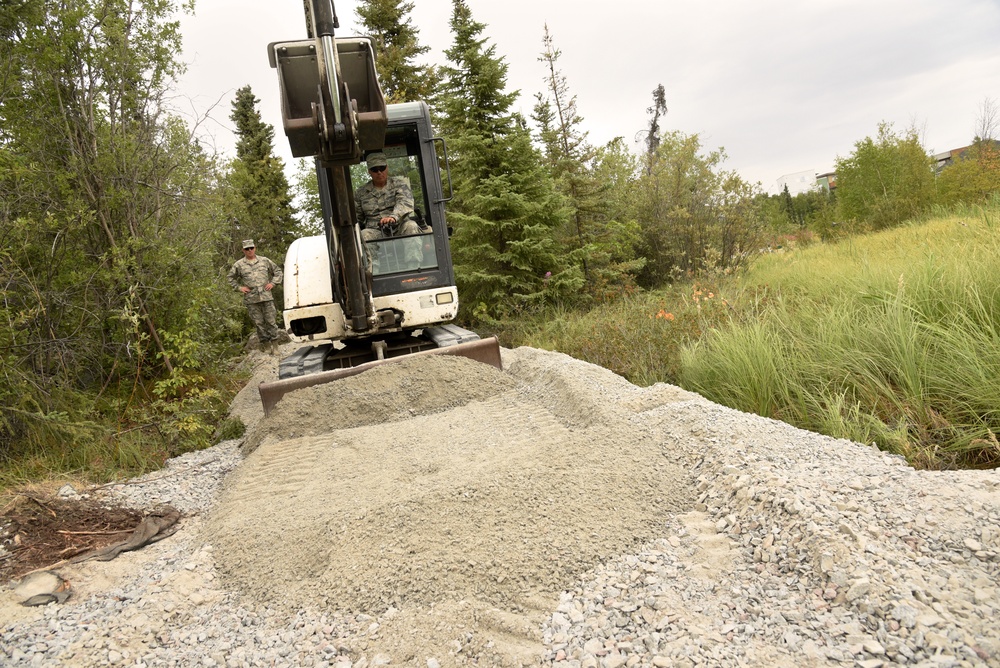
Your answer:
[242,239,255,249]
[366,152,388,168]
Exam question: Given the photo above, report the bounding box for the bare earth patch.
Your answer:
[0,495,143,581]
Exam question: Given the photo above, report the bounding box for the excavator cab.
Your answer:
[279,101,470,370]
[354,143,439,278]
[342,102,454,292]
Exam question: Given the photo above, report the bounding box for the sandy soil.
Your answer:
[206,347,702,665]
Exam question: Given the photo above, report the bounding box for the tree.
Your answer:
[292,158,324,233]
[532,25,642,301]
[932,97,1000,205]
[588,137,646,296]
[758,187,835,239]
[644,84,668,174]
[0,0,237,466]
[533,24,590,264]
[1,0,196,375]
[937,140,1000,205]
[834,122,935,230]
[437,0,580,321]
[779,184,804,227]
[227,85,300,260]
[534,24,588,168]
[355,0,438,103]
[632,131,761,286]
[975,97,998,143]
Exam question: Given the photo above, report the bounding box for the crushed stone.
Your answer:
[1,346,997,668]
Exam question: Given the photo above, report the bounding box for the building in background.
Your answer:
[778,140,996,198]
[775,169,818,195]
[816,171,837,193]
[934,140,1000,172]
[934,145,971,172]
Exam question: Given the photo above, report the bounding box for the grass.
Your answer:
[507,199,1000,470]
[500,281,733,387]
[0,366,248,494]
[680,201,1000,469]
[8,202,996,485]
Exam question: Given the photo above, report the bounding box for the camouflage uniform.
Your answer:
[355,176,424,268]
[227,254,283,345]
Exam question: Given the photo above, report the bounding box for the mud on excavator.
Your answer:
[258,0,501,415]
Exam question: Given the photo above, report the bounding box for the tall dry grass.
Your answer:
[679,200,1000,469]
[505,200,1000,469]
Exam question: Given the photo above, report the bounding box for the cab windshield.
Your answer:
[353,135,438,276]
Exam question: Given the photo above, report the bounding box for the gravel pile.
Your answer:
[542,400,1000,668]
[2,347,998,667]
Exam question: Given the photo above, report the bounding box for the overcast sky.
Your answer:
[173,0,1000,194]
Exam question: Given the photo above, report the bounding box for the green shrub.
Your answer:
[215,416,246,443]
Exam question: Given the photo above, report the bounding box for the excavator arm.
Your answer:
[269,0,386,333]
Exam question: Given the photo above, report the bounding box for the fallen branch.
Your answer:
[57,529,132,536]
[25,495,57,518]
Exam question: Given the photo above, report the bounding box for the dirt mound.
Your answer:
[243,354,518,453]
[205,347,700,662]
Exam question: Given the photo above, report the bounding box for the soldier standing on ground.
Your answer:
[354,152,424,270]
[227,239,283,355]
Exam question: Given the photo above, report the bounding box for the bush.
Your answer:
[214,416,246,443]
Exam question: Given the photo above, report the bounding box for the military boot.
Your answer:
[270,340,280,356]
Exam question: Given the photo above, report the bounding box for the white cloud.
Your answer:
[174,0,1000,192]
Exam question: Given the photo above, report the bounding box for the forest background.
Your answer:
[2,0,999,489]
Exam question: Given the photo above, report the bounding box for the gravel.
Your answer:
[2,346,998,667]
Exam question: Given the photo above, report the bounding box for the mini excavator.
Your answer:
[257,0,501,415]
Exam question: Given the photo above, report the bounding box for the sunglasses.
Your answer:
[244,247,255,250]
[369,165,387,173]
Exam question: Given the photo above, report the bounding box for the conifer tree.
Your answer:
[780,184,803,226]
[228,85,300,259]
[645,84,668,174]
[437,0,581,321]
[355,0,437,103]
[535,25,588,167]
[532,25,642,300]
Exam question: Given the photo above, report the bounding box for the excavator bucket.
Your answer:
[258,337,503,416]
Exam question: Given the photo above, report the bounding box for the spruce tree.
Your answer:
[437,0,581,321]
[780,184,800,226]
[355,0,438,103]
[228,85,300,259]
[645,84,668,174]
[535,25,588,169]
[532,25,642,301]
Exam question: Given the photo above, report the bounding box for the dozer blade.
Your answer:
[258,336,502,416]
